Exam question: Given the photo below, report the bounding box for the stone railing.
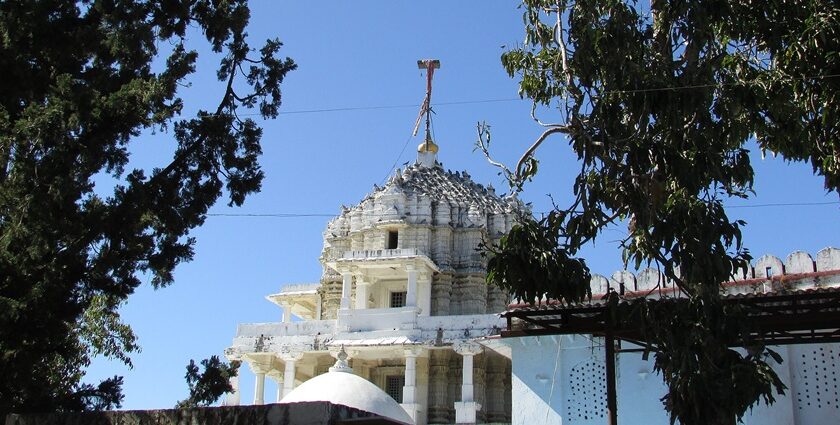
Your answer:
[341,248,422,260]
[277,282,320,294]
[587,247,840,296]
[236,320,335,338]
[336,306,419,332]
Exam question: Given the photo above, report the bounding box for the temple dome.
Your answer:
[279,362,414,424]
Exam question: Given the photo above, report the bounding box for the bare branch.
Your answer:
[515,125,571,179]
[474,122,517,186]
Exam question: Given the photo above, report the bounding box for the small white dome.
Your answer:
[279,368,413,424]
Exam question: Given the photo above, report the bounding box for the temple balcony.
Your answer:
[266,282,321,322]
[336,306,420,333]
[341,247,423,260]
[236,320,336,339]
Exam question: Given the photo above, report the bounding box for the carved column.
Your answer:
[318,275,342,320]
[486,284,508,314]
[447,354,462,421]
[454,341,483,424]
[473,352,486,423]
[431,224,452,269]
[428,350,452,423]
[406,265,418,307]
[401,347,422,423]
[340,271,352,310]
[280,350,303,398]
[268,370,284,403]
[355,277,370,310]
[248,362,271,405]
[431,272,453,316]
[483,354,506,422]
[453,273,487,315]
[418,272,432,316]
[280,302,293,323]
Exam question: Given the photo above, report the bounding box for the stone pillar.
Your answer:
[454,341,483,424]
[268,371,284,403]
[254,373,265,405]
[281,302,293,323]
[418,272,432,316]
[406,265,417,307]
[404,351,418,402]
[280,350,303,398]
[355,278,370,310]
[248,362,270,406]
[401,348,422,423]
[484,353,507,423]
[431,272,453,316]
[428,350,452,423]
[455,273,487,315]
[340,271,352,310]
[318,276,342,320]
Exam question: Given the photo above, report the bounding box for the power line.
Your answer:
[727,201,839,209]
[272,98,523,116]
[206,201,838,218]
[218,73,840,118]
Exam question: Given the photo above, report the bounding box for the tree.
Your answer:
[176,356,240,409]
[0,0,295,416]
[481,1,838,424]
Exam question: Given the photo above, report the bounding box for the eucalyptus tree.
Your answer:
[482,1,838,423]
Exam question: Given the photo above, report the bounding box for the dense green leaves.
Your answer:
[486,212,591,305]
[487,1,839,423]
[0,0,295,416]
[176,356,239,409]
[630,296,786,424]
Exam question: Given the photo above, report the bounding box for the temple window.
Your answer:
[385,375,405,402]
[390,291,407,308]
[387,230,399,249]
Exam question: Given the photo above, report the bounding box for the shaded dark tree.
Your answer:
[0,0,295,416]
[176,356,239,409]
[481,1,838,423]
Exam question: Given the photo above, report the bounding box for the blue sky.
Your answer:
[84,1,839,409]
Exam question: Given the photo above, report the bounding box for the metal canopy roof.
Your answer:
[501,287,840,346]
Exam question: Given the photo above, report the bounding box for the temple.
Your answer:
[226,65,523,423]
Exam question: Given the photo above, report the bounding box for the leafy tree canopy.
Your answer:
[0,0,294,416]
[175,356,239,409]
[482,1,838,423]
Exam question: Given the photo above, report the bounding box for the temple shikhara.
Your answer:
[224,60,840,425]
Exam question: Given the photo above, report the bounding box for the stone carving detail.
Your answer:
[428,350,452,424]
[431,272,453,316]
[452,273,487,315]
[484,353,508,423]
[453,340,483,356]
[447,354,462,421]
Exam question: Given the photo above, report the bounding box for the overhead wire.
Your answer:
[206,201,839,218]
[219,73,840,117]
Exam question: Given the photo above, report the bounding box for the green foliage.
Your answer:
[486,211,591,305]
[176,356,240,409]
[0,0,295,416]
[624,296,786,425]
[487,0,839,423]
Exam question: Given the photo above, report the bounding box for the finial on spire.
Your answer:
[414,59,441,167]
[329,345,353,373]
